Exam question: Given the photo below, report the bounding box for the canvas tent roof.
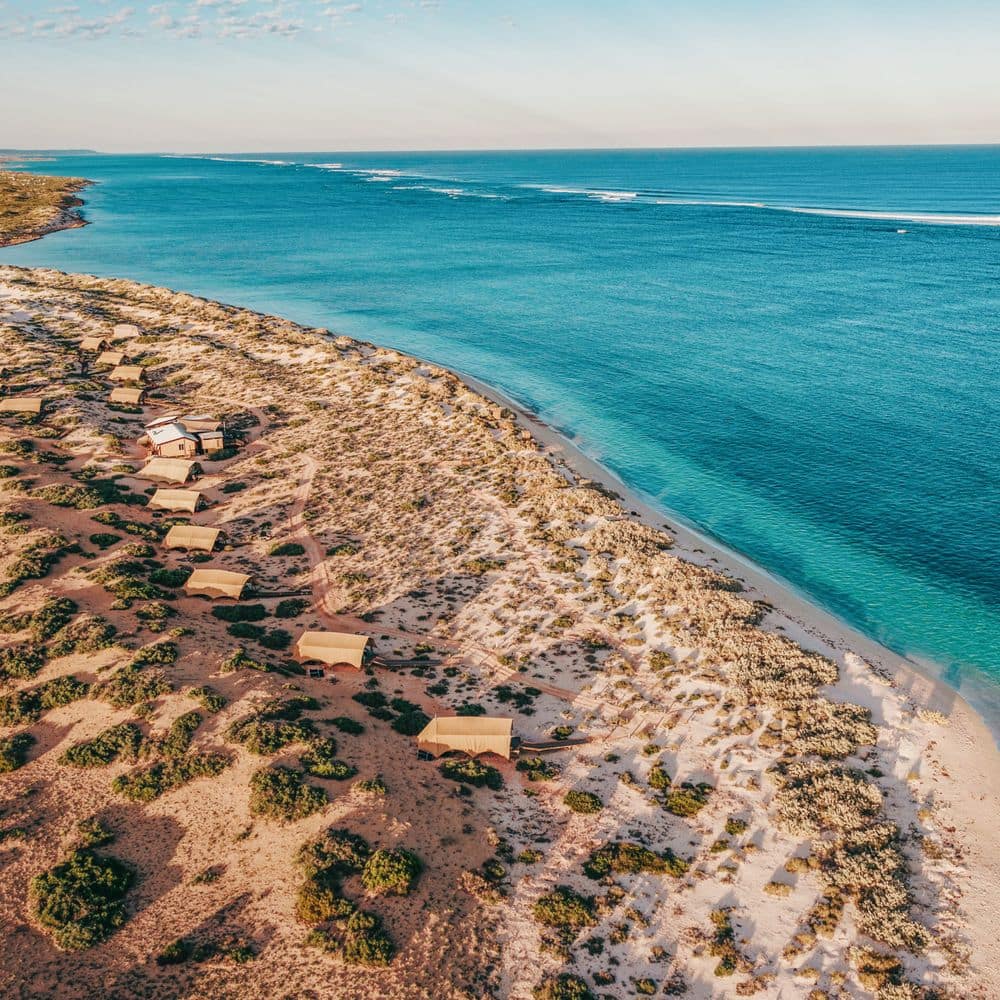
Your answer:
[96,350,126,366]
[0,397,44,414]
[146,414,180,429]
[109,365,144,383]
[80,336,107,351]
[184,568,250,599]
[137,457,197,483]
[416,716,514,760]
[180,414,222,432]
[295,631,369,669]
[148,488,202,513]
[164,524,220,552]
[112,323,140,339]
[109,386,145,405]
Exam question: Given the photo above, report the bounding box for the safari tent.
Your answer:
[184,568,250,600]
[109,365,145,383]
[295,631,370,670]
[164,524,220,552]
[137,457,198,483]
[180,414,222,433]
[0,397,44,414]
[416,716,514,760]
[148,488,202,513]
[112,323,140,339]
[109,386,145,405]
[95,350,127,366]
[80,336,107,351]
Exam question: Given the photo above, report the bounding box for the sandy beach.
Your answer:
[0,259,997,999]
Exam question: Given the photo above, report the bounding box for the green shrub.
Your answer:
[152,711,202,758]
[89,533,122,549]
[351,690,387,710]
[220,481,246,494]
[249,766,327,821]
[0,463,20,478]
[30,849,135,950]
[583,841,688,880]
[75,817,114,849]
[533,886,597,929]
[274,598,309,619]
[390,710,429,736]
[361,848,422,896]
[355,775,387,795]
[342,910,394,966]
[0,596,78,643]
[47,614,116,657]
[725,817,749,837]
[564,790,603,814]
[441,758,503,790]
[260,628,292,650]
[211,603,269,623]
[516,756,558,781]
[220,647,273,673]
[189,686,225,713]
[131,641,179,668]
[663,782,713,818]
[97,666,171,709]
[156,938,192,966]
[228,697,318,754]
[648,762,672,791]
[0,731,35,772]
[300,739,357,780]
[112,752,230,801]
[148,567,191,588]
[456,702,486,717]
[295,875,355,924]
[296,827,371,879]
[330,716,364,735]
[60,724,143,767]
[551,725,575,740]
[0,675,89,726]
[0,644,45,682]
[1,534,79,596]
[269,542,305,557]
[533,973,596,1000]
[228,621,265,641]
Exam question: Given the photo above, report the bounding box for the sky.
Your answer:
[1,0,999,152]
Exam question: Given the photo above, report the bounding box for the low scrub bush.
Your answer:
[60,724,143,767]
[390,710,429,736]
[330,716,364,735]
[47,614,116,658]
[30,849,135,950]
[300,738,356,780]
[269,542,305,557]
[0,675,89,726]
[274,598,309,619]
[189,686,225,713]
[249,766,327,821]
[96,666,171,709]
[533,974,596,1000]
[564,790,603,814]
[583,841,688,879]
[0,731,35,772]
[361,848,422,896]
[211,603,268,623]
[89,533,122,549]
[112,752,230,801]
[533,886,597,930]
[440,758,503,790]
[0,644,45,682]
[662,782,713,818]
[516,756,558,781]
[148,567,191,588]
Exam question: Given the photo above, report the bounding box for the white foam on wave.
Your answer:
[391,184,507,200]
[653,197,1000,227]
[588,190,638,202]
[305,163,344,170]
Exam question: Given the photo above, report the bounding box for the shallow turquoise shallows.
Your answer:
[4,147,999,728]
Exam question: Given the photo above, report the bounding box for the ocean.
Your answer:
[4,146,999,726]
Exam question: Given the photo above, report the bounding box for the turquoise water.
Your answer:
[5,148,999,726]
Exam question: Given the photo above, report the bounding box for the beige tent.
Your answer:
[137,457,198,483]
[95,350,127,366]
[109,365,144,383]
[184,568,250,600]
[164,524,220,552]
[109,386,145,405]
[295,631,370,669]
[180,414,222,433]
[80,336,108,351]
[113,323,141,339]
[148,488,202,513]
[417,716,514,760]
[0,397,44,414]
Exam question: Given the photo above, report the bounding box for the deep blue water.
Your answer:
[4,147,999,725]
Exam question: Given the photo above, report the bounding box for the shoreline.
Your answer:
[0,173,91,249]
[454,370,1000,750]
